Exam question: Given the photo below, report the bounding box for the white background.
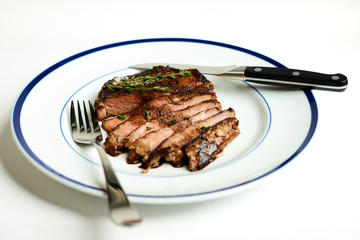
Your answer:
[1,0,359,239]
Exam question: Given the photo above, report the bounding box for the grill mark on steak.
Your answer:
[142,108,236,172]
[184,117,240,171]
[95,66,214,120]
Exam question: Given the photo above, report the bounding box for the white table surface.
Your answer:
[1,0,359,239]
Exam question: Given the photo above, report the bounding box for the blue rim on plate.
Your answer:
[12,38,318,199]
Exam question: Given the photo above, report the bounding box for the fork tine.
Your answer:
[83,101,91,133]
[70,100,77,131]
[77,100,85,133]
[89,100,100,132]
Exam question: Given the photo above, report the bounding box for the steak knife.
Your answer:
[129,63,348,92]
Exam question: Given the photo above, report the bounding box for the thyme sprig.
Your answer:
[107,70,192,93]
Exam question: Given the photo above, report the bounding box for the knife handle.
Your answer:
[242,66,348,92]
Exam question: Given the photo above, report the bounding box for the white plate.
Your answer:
[11,38,317,204]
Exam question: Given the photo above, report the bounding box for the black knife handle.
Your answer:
[244,66,348,92]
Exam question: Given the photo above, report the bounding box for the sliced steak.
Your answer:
[100,95,178,133]
[100,93,178,132]
[161,93,216,112]
[102,93,216,133]
[104,115,147,155]
[143,108,236,172]
[124,121,162,148]
[184,118,240,171]
[124,100,221,148]
[104,98,220,156]
[129,108,222,164]
[126,105,221,151]
[95,66,214,120]
[99,93,180,123]
[95,66,241,173]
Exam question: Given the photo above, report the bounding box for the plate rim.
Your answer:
[11,38,318,201]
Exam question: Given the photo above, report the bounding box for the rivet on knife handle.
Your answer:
[240,66,348,92]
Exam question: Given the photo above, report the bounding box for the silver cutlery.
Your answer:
[70,100,142,226]
[130,63,348,92]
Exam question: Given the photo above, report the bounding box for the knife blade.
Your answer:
[129,63,348,92]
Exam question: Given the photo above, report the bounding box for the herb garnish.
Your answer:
[116,115,126,120]
[200,126,211,131]
[107,86,115,92]
[161,87,170,92]
[144,110,150,121]
[139,85,147,92]
[179,70,192,77]
[125,86,133,93]
[146,126,152,131]
[170,119,177,125]
[106,70,192,93]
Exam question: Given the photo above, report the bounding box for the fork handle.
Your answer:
[94,143,142,225]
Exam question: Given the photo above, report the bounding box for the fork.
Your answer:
[70,100,142,226]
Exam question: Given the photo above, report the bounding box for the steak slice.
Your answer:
[101,114,130,132]
[143,108,236,172]
[95,66,214,120]
[184,118,240,171]
[160,93,216,112]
